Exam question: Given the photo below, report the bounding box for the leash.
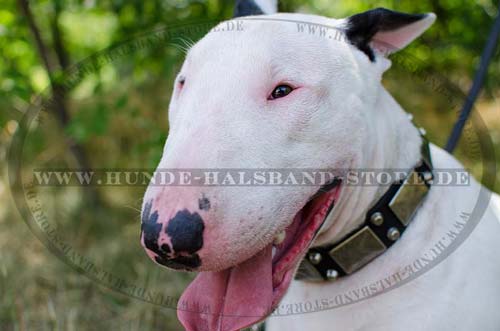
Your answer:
[445,2,500,153]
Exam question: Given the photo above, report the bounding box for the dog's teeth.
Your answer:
[273,231,286,245]
[272,246,277,258]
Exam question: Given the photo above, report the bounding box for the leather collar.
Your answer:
[295,138,433,281]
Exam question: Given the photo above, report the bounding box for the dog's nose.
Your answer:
[141,200,205,270]
[166,209,205,254]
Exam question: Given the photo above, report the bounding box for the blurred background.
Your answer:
[0,0,499,330]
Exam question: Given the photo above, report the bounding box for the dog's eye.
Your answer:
[269,84,293,100]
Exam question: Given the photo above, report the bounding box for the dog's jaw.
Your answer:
[177,185,342,331]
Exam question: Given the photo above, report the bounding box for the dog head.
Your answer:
[141,3,435,330]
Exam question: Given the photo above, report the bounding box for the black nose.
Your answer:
[141,202,205,270]
[166,209,205,254]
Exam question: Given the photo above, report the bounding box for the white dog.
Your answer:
[140,1,500,330]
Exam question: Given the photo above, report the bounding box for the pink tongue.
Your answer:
[178,245,273,331]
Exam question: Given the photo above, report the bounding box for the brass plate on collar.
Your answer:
[389,171,429,226]
[295,259,325,281]
[329,226,387,274]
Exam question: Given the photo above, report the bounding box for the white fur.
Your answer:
[266,91,500,331]
[144,9,500,330]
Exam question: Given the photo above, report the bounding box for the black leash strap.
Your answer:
[445,3,500,153]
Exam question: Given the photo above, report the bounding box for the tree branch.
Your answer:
[18,0,100,204]
[17,0,55,75]
[18,0,90,167]
[51,0,69,70]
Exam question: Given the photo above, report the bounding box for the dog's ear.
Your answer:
[345,8,436,61]
[233,0,278,17]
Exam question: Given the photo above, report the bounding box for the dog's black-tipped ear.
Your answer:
[345,8,436,61]
[233,0,278,18]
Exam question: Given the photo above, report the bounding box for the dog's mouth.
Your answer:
[178,181,342,331]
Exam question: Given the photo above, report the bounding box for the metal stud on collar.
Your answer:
[326,269,339,280]
[308,252,322,265]
[387,227,401,241]
[370,212,384,226]
[422,171,433,184]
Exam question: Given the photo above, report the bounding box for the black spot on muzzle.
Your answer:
[141,200,162,253]
[166,209,204,254]
[198,194,210,211]
[155,252,201,270]
[141,201,204,270]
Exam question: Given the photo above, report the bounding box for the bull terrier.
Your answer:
[140,1,500,330]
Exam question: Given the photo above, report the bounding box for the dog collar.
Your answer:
[296,138,433,281]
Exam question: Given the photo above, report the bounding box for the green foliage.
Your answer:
[66,102,109,142]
